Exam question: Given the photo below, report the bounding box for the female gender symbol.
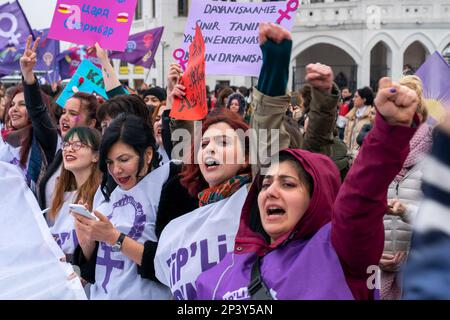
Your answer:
[276,0,299,24]
[173,48,188,71]
[0,13,21,46]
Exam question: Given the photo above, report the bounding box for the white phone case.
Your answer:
[69,204,98,220]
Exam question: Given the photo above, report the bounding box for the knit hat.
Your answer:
[143,86,166,102]
[226,93,246,116]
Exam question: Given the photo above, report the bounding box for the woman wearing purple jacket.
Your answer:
[195,77,421,300]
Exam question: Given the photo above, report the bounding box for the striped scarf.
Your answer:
[198,174,251,207]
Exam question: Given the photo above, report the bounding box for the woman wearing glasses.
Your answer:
[46,126,101,264]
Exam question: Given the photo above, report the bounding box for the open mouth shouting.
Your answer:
[204,157,221,170]
[60,122,71,133]
[264,204,287,222]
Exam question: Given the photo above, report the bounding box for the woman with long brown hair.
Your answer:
[47,126,101,263]
[0,36,58,194]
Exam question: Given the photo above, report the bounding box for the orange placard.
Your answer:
[170,25,207,121]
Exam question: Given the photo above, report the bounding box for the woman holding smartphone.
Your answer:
[46,126,101,264]
[72,114,171,300]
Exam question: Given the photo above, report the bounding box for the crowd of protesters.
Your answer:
[1,22,449,300]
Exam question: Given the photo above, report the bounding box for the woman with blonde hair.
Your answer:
[379,75,432,300]
[47,126,102,264]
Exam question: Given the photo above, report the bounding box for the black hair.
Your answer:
[278,152,314,196]
[99,114,160,201]
[64,126,101,151]
[356,87,374,106]
[250,151,314,243]
[97,94,150,124]
[299,84,312,113]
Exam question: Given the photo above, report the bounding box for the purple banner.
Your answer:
[415,52,450,125]
[0,0,33,76]
[109,26,164,69]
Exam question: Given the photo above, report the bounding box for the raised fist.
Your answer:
[305,63,333,94]
[258,22,292,45]
[374,77,419,127]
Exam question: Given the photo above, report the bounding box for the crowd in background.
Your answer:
[1,22,449,300]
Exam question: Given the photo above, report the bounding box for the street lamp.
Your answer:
[161,41,170,88]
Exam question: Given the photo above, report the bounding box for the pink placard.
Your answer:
[48,0,137,52]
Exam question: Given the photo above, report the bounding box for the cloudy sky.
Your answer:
[0,0,56,29]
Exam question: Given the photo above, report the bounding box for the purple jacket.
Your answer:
[196,223,354,300]
[196,114,418,300]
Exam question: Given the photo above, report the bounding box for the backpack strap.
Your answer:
[247,256,273,300]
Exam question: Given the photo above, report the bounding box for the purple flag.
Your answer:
[415,51,450,125]
[0,0,33,75]
[33,29,61,84]
[34,29,60,71]
[110,26,164,68]
[0,1,33,48]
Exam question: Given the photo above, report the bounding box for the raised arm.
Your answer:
[301,64,340,155]
[332,78,419,295]
[94,43,124,96]
[250,23,339,177]
[20,35,57,164]
[166,63,194,161]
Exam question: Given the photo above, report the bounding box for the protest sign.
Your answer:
[174,0,298,76]
[415,52,450,125]
[56,59,108,107]
[110,26,164,68]
[48,0,138,51]
[170,25,207,121]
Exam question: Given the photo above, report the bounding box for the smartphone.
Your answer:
[69,204,98,221]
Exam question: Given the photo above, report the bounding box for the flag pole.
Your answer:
[144,67,151,85]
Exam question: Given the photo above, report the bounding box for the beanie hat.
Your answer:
[143,86,166,102]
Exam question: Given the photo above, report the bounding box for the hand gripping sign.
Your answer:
[170,25,208,121]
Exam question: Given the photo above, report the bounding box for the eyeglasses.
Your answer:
[62,141,90,151]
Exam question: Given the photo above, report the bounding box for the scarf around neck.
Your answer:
[1,125,32,148]
[394,123,433,182]
[198,173,251,207]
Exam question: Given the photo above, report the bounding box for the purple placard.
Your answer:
[175,0,299,76]
[48,0,137,52]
